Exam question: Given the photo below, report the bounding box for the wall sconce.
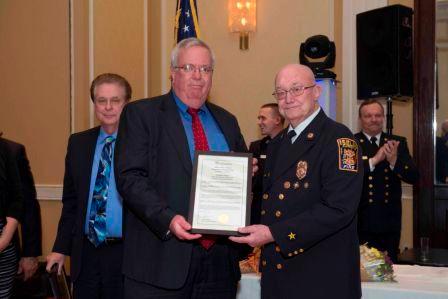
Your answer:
[228,0,256,50]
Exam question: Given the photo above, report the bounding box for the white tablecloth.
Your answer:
[236,265,448,299]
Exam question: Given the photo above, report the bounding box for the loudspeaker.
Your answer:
[356,5,413,99]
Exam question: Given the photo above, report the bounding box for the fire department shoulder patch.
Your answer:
[337,138,358,172]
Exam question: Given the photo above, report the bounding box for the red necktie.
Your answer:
[187,108,216,250]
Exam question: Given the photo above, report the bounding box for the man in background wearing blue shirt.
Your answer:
[46,73,132,299]
[115,38,250,299]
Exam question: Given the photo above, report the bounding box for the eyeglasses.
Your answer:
[272,85,316,100]
[95,97,125,107]
[174,64,214,74]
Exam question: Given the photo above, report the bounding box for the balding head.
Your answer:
[273,64,321,127]
[275,64,316,87]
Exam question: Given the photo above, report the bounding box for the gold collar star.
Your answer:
[288,232,296,240]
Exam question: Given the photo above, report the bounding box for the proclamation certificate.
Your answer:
[188,151,252,236]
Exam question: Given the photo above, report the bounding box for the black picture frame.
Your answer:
[188,151,252,236]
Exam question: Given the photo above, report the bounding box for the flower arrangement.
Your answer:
[239,247,261,274]
[360,244,396,282]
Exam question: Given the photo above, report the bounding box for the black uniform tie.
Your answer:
[370,136,379,149]
[287,130,297,144]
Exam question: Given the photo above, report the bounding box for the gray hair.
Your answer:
[170,37,215,68]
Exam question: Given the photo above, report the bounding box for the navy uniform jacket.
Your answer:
[354,132,418,234]
[261,110,363,299]
[249,136,270,224]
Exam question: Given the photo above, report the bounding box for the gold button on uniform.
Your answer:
[262,193,269,200]
[385,192,389,196]
[384,168,389,173]
[304,182,309,189]
[405,165,409,170]
[385,199,389,203]
[369,191,373,196]
[262,260,267,266]
[261,210,266,215]
[368,184,373,188]
[276,263,283,270]
[299,248,304,253]
[275,246,281,252]
[369,199,373,203]
[294,182,300,189]
[294,250,298,255]
[386,184,390,188]
[288,253,293,257]
[275,210,282,218]
[385,176,389,180]
[283,181,291,189]
[368,176,373,180]
[278,194,285,200]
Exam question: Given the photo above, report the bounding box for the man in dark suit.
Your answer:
[230,64,363,299]
[355,99,418,262]
[249,103,284,224]
[0,137,42,281]
[115,38,250,298]
[46,73,132,298]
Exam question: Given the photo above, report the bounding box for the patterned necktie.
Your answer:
[87,136,115,247]
[187,108,215,250]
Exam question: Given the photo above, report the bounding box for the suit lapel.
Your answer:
[81,127,100,214]
[380,132,388,146]
[270,110,326,185]
[159,94,193,174]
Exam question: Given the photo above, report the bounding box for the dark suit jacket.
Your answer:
[0,138,23,222]
[3,138,42,257]
[115,93,248,289]
[354,132,418,233]
[52,127,100,281]
[260,110,363,299]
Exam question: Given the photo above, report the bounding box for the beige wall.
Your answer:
[0,0,69,183]
[148,0,337,143]
[0,0,418,258]
[0,0,70,262]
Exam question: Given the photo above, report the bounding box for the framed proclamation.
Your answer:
[188,151,252,236]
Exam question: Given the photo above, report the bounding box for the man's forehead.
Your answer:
[361,103,384,114]
[178,46,211,62]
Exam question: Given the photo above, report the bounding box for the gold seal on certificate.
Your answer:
[188,151,252,236]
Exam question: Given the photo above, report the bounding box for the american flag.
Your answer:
[175,0,201,43]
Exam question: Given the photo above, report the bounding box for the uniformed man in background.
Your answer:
[355,99,418,262]
[249,103,284,224]
[230,64,363,299]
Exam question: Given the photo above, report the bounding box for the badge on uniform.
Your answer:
[337,138,358,172]
[296,161,308,180]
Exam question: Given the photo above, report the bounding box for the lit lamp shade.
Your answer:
[228,0,256,50]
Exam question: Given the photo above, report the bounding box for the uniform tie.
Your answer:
[370,136,379,149]
[287,130,297,144]
[87,136,115,247]
[187,108,216,250]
